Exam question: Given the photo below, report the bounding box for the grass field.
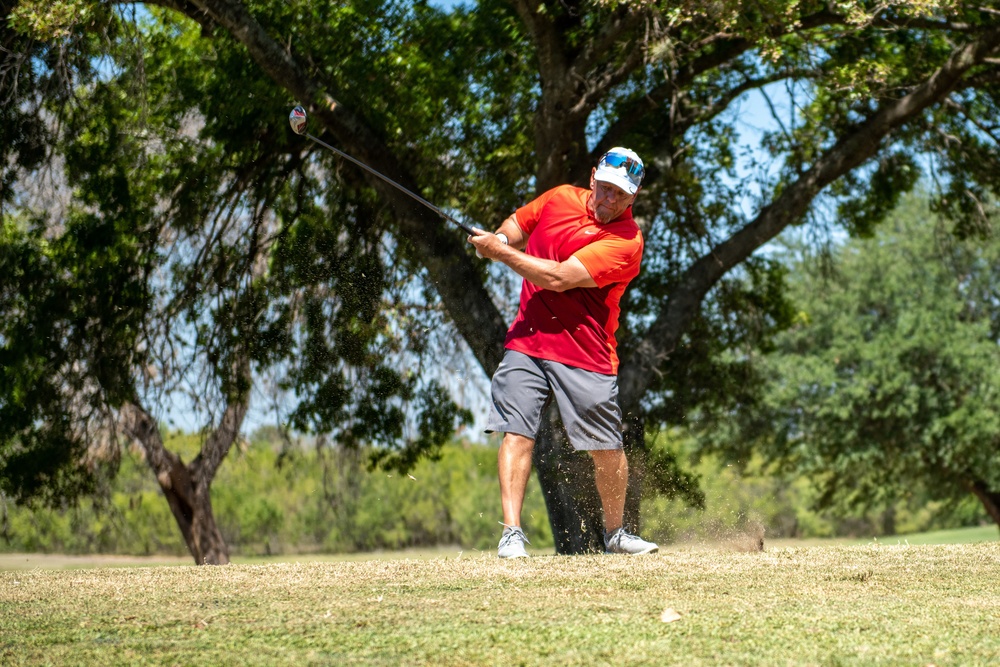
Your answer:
[762,524,999,548]
[2,539,998,666]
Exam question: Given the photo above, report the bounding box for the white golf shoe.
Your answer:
[497,526,530,559]
[604,527,658,555]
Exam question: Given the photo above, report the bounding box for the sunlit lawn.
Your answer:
[1,530,997,666]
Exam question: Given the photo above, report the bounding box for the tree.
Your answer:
[4,1,1000,556]
[0,0,260,563]
[706,193,1000,531]
[1,0,471,563]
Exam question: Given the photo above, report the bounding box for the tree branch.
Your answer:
[597,9,843,161]
[680,68,819,131]
[141,0,509,372]
[943,97,1000,147]
[118,400,195,536]
[567,6,650,116]
[618,25,1000,412]
[194,359,250,481]
[873,16,982,33]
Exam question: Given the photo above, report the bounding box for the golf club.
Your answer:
[288,106,477,235]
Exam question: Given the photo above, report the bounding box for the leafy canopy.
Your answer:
[708,193,1000,513]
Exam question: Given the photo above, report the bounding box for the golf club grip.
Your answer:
[305,133,478,237]
[453,220,478,235]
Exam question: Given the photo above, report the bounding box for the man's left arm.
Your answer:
[501,250,597,292]
[467,231,596,292]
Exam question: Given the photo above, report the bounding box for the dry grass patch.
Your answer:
[2,543,998,666]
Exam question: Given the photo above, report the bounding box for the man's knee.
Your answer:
[590,447,625,461]
[590,448,627,471]
[497,433,535,466]
[501,432,536,453]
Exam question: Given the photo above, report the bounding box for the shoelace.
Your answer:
[498,522,530,546]
[606,528,636,548]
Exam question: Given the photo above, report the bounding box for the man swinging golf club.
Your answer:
[468,148,658,558]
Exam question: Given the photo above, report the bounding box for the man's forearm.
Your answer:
[469,217,595,291]
[493,245,596,292]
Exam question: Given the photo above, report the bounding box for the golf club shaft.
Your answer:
[303,132,477,236]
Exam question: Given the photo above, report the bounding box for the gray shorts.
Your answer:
[485,349,623,451]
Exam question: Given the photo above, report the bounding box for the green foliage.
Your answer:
[2,0,479,520]
[835,152,921,237]
[630,252,797,429]
[1,433,551,555]
[0,77,156,502]
[642,430,987,544]
[4,427,986,555]
[705,192,1000,521]
[4,469,186,556]
[0,6,48,210]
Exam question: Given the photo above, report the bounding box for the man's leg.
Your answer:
[486,351,551,558]
[497,432,535,558]
[499,433,536,527]
[591,448,658,554]
[590,448,628,533]
[541,358,657,555]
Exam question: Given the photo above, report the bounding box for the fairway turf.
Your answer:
[2,543,998,666]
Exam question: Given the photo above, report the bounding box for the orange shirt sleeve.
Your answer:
[513,188,560,236]
[573,232,643,288]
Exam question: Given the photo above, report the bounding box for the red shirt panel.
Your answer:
[504,185,644,375]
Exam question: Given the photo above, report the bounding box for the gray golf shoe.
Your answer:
[604,527,658,555]
[497,526,530,559]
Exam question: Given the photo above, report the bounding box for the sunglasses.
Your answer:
[599,151,645,187]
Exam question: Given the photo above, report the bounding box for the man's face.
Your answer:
[589,169,637,224]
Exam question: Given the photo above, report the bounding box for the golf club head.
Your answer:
[289,106,308,135]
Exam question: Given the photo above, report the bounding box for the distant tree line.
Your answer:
[0,431,549,556]
[1,427,986,557]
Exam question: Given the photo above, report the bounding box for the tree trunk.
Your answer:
[620,410,647,533]
[532,406,604,554]
[156,469,230,566]
[532,396,652,554]
[119,402,231,565]
[968,478,1000,533]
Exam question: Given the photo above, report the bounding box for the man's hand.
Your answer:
[468,228,509,261]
